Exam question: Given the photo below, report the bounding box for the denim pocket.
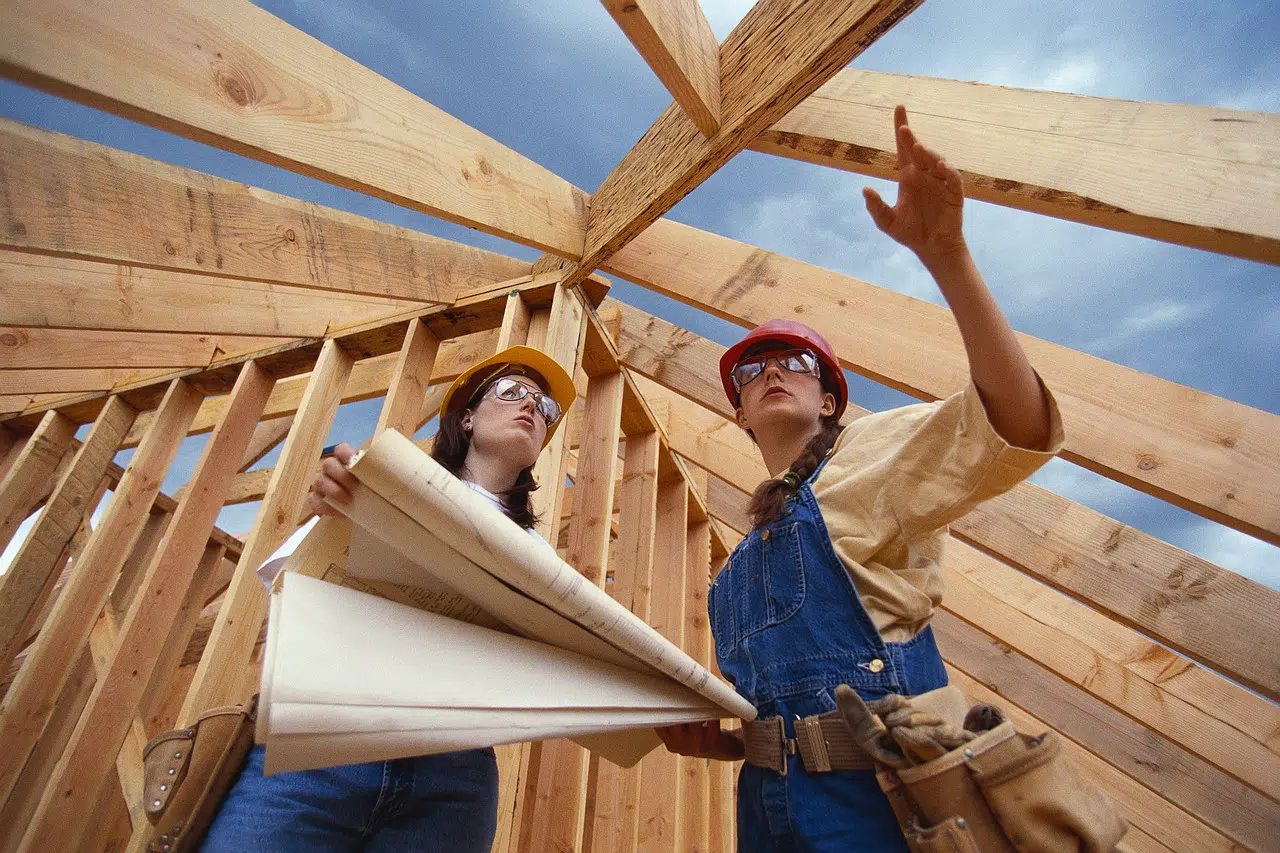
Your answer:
[713,521,806,659]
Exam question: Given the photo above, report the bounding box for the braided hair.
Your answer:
[746,415,842,529]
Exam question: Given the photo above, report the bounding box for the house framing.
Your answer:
[0,1,1276,851]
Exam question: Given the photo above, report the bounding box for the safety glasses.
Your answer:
[730,348,821,391]
[482,376,562,425]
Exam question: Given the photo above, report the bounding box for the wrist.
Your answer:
[916,238,972,276]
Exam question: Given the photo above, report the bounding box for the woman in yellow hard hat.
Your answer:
[202,345,575,853]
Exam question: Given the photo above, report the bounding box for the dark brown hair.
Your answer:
[747,415,842,529]
[431,404,540,530]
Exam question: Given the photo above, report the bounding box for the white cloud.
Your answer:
[1183,520,1280,590]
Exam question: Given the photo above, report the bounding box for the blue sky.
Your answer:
[1,0,1277,586]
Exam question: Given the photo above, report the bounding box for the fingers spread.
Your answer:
[863,187,895,232]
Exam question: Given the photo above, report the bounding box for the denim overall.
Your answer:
[709,458,948,852]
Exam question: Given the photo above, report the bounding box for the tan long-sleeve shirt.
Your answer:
[811,379,1064,642]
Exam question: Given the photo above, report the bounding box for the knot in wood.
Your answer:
[1136,454,1158,471]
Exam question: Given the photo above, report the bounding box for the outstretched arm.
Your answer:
[864,106,1052,451]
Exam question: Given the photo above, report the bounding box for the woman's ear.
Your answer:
[820,392,837,418]
[461,409,474,433]
[734,406,751,431]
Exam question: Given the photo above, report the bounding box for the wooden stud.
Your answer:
[753,69,1280,265]
[177,340,352,724]
[495,291,533,351]
[568,0,922,284]
[524,368,625,852]
[0,649,94,853]
[0,397,135,673]
[0,410,76,552]
[0,0,587,256]
[19,362,273,850]
[0,379,202,808]
[530,285,588,544]
[375,318,441,437]
[614,300,1280,698]
[680,518,712,853]
[635,474,688,853]
[238,417,295,472]
[603,0,720,136]
[590,429,660,851]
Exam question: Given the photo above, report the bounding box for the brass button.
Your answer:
[868,658,885,673]
[761,529,770,541]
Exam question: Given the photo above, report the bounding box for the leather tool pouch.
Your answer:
[140,695,257,853]
[838,686,1127,853]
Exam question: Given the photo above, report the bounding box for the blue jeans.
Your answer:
[200,745,498,852]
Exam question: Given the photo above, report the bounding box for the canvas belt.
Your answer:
[742,711,875,775]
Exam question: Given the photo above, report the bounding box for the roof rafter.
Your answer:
[603,0,721,136]
[0,0,587,256]
[752,69,1280,265]
[567,0,923,284]
[601,220,1280,545]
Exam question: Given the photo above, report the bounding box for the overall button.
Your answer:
[867,658,885,673]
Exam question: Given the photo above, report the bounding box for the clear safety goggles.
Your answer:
[481,376,562,425]
[730,348,822,391]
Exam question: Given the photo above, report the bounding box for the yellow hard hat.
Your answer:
[438,345,576,446]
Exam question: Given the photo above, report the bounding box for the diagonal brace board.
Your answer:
[567,0,923,285]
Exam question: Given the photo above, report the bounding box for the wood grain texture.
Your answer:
[753,69,1280,265]
[0,409,76,553]
[375,318,440,437]
[176,341,351,723]
[612,299,1280,697]
[0,0,587,255]
[572,0,922,282]
[0,379,202,808]
[0,397,134,675]
[20,365,271,851]
[0,328,292,371]
[603,0,720,136]
[604,220,1280,546]
[0,119,530,302]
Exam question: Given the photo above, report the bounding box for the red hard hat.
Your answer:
[720,320,848,418]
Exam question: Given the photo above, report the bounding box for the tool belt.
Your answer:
[835,685,1129,853]
[742,710,876,774]
[139,695,258,853]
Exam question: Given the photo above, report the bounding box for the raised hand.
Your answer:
[863,105,966,265]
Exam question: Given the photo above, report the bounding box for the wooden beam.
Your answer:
[603,224,1280,547]
[0,249,420,337]
[0,397,134,674]
[0,328,293,371]
[603,0,720,136]
[21,362,273,850]
[752,69,1280,265]
[238,417,294,472]
[0,0,587,256]
[615,299,1280,698]
[177,340,352,723]
[0,379,202,808]
[123,327,498,448]
[568,0,922,283]
[0,118,530,302]
[374,318,440,437]
[0,410,75,553]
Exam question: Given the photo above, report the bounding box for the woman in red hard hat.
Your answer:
[658,106,1064,851]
